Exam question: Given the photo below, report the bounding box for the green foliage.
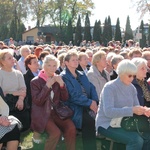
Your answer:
[114,18,122,42]
[9,19,17,40]
[93,20,102,43]
[103,17,109,46]
[17,23,26,41]
[140,20,147,48]
[124,16,133,41]
[0,25,9,40]
[107,16,112,42]
[75,15,82,46]
[66,18,73,44]
[102,16,113,46]
[93,20,98,41]
[84,13,91,42]
[0,1,13,26]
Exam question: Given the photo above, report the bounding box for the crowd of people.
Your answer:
[0,38,150,150]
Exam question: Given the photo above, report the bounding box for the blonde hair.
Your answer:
[78,52,88,60]
[92,50,106,66]
[0,49,14,67]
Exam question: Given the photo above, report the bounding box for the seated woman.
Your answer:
[0,89,20,150]
[30,54,76,150]
[61,50,99,150]
[131,57,150,107]
[96,59,150,150]
[24,54,40,143]
[0,49,29,132]
[87,50,110,99]
[24,54,40,110]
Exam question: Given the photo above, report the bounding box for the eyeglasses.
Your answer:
[128,74,135,78]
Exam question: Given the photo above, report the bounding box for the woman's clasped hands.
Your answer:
[46,74,64,88]
[133,106,150,117]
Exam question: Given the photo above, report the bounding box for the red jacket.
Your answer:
[30,76,68,133]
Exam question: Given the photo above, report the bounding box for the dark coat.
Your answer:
[24,69,35,107]
[110,70,118,80]
[76,64,90,73]
[132,78,150,107]
[30,76,68,133]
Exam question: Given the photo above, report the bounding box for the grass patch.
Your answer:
[20,130,102,150]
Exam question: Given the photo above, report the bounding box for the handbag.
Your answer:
[4,94,30,132]
[4,94,30,113]
[121,114,150,132]
[51,101,73,120]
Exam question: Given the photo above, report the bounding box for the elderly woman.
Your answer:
[61,50,98,150]
[30,54,76,150]
[17,45,31,74]
[87,50,110,99]
[131,57,150,107]
[96,59,150,150]
[0,49,29,132]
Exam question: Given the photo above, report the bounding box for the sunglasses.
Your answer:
[128,75,136,78]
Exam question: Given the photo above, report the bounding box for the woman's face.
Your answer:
[96,55,107,69]
[28,58,39,72]
[120,73,135,85]
[2,53,15,68]
[65,55,78,69]
[22,48,31,58]
[136,64,147,80]
[79,55,88,67]
[44,60,57,76]
[87,52,93,63]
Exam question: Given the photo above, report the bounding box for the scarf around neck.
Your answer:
[38,70,49,81]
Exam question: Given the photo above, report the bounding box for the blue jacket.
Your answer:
[132,78,150,107]
[61,67,99,129]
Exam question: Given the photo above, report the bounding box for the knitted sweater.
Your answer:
[96,77,139,130]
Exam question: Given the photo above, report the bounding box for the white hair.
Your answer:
[43,54,60,68]
[19,45,30,56]
[116,59,137,76]
[131,57,147,69]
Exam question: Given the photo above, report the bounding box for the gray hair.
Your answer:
[116,59,137,76]
[106,52,116,61]
[131,57,147,69]
[64,50,78,62]
[43,47,52,54]
[43,54,60,68]
[111,55,124,66]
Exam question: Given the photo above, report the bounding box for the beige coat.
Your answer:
[87,65,110,99]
